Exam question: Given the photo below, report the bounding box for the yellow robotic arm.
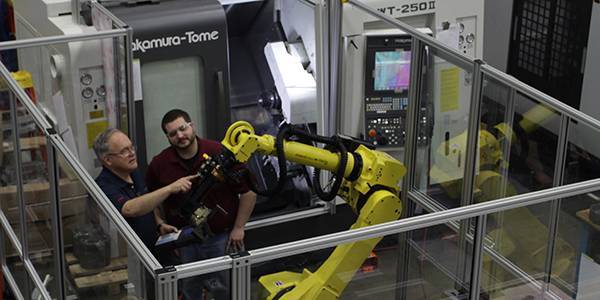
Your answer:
[221,121,406,299]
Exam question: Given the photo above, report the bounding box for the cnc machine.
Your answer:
[14,0,115,174]
[340,0,484,183]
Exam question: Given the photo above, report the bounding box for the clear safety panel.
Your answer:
[57,150,156,299]
[181,265,232,300]
[553,120,600,295]
[403,222,476,299]
[15,37,128,177]
[416,47,473,209]
[17,112,61,297]
[482,193,596,299]
[0,75,22,238]
[249,218,481,299]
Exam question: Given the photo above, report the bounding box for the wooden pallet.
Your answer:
[66,253,129,294]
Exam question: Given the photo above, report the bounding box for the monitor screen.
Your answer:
[373,50,411,92]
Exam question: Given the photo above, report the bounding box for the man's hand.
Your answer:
[158,223,178,235]
[168,174,199,194]
[227,227,245,252]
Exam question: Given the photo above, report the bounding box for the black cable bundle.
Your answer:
[248,124,291,197]
[248,123,348,202]
[311,136,348,202]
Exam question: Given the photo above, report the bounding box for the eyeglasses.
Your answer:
[107,145,136,158]
[166,122,192,138]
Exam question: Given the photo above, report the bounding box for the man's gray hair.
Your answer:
[93,128,122,160]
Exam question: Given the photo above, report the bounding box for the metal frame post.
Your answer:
[124,26,136,141]
[460,60,486,212]
[494,84,517,201]
[456,59,485,286]
[543,114,569,287]
[0,220,5,270]
[231,252,251,300]
[469,215,486,300]
[315,0,328,138]
[327,0,342,137]
[494,86,517,240]
[396,37,425,300]
[8,92,32,299]
[323,0,344,215]
[155,267,178,300]
[402,36,425,220]
[46,139,67,299]
[314,0,329,211]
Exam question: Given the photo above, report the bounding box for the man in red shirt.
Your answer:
[146,109,256,300]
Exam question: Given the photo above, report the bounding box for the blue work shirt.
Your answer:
[95,167,157,251]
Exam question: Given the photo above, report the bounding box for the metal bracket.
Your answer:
[155,266,178,300]
[231,251,251,299]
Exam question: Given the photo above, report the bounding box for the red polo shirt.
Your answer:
[146,137,250,233]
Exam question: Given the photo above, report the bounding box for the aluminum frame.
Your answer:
[469,215,487,300]
[396,37,425,300]
[481,65,600,132]
[175,256,232,279]
[455,59,485,286]
[8,85,32,300]
[46,138,67,300]
[3,0,600,299]
[155,266,178,300]
[231,252,252,300]
[1,264,25,300]
[48,136,162,272]
[543,114,570,288]
[0,18,158,299]
[188,1,600,298]
[407,190,546,292]
[0,29,127,51]
[328,0,343,137]
[249,177,600,260]
[161,177,600,299]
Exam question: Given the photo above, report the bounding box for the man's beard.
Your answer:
[170,135,194,150]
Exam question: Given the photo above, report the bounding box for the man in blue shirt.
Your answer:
[93,128,197,250]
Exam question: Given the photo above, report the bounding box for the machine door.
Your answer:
[108,0,230,167]
[507,0,592,109]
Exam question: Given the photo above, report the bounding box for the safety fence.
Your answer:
[1,0,600,299]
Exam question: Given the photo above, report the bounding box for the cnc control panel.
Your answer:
[365,95,407,146]
[363,35,411,147]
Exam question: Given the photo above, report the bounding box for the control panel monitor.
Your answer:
[373,50,411,92]
[364,35,411,147]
